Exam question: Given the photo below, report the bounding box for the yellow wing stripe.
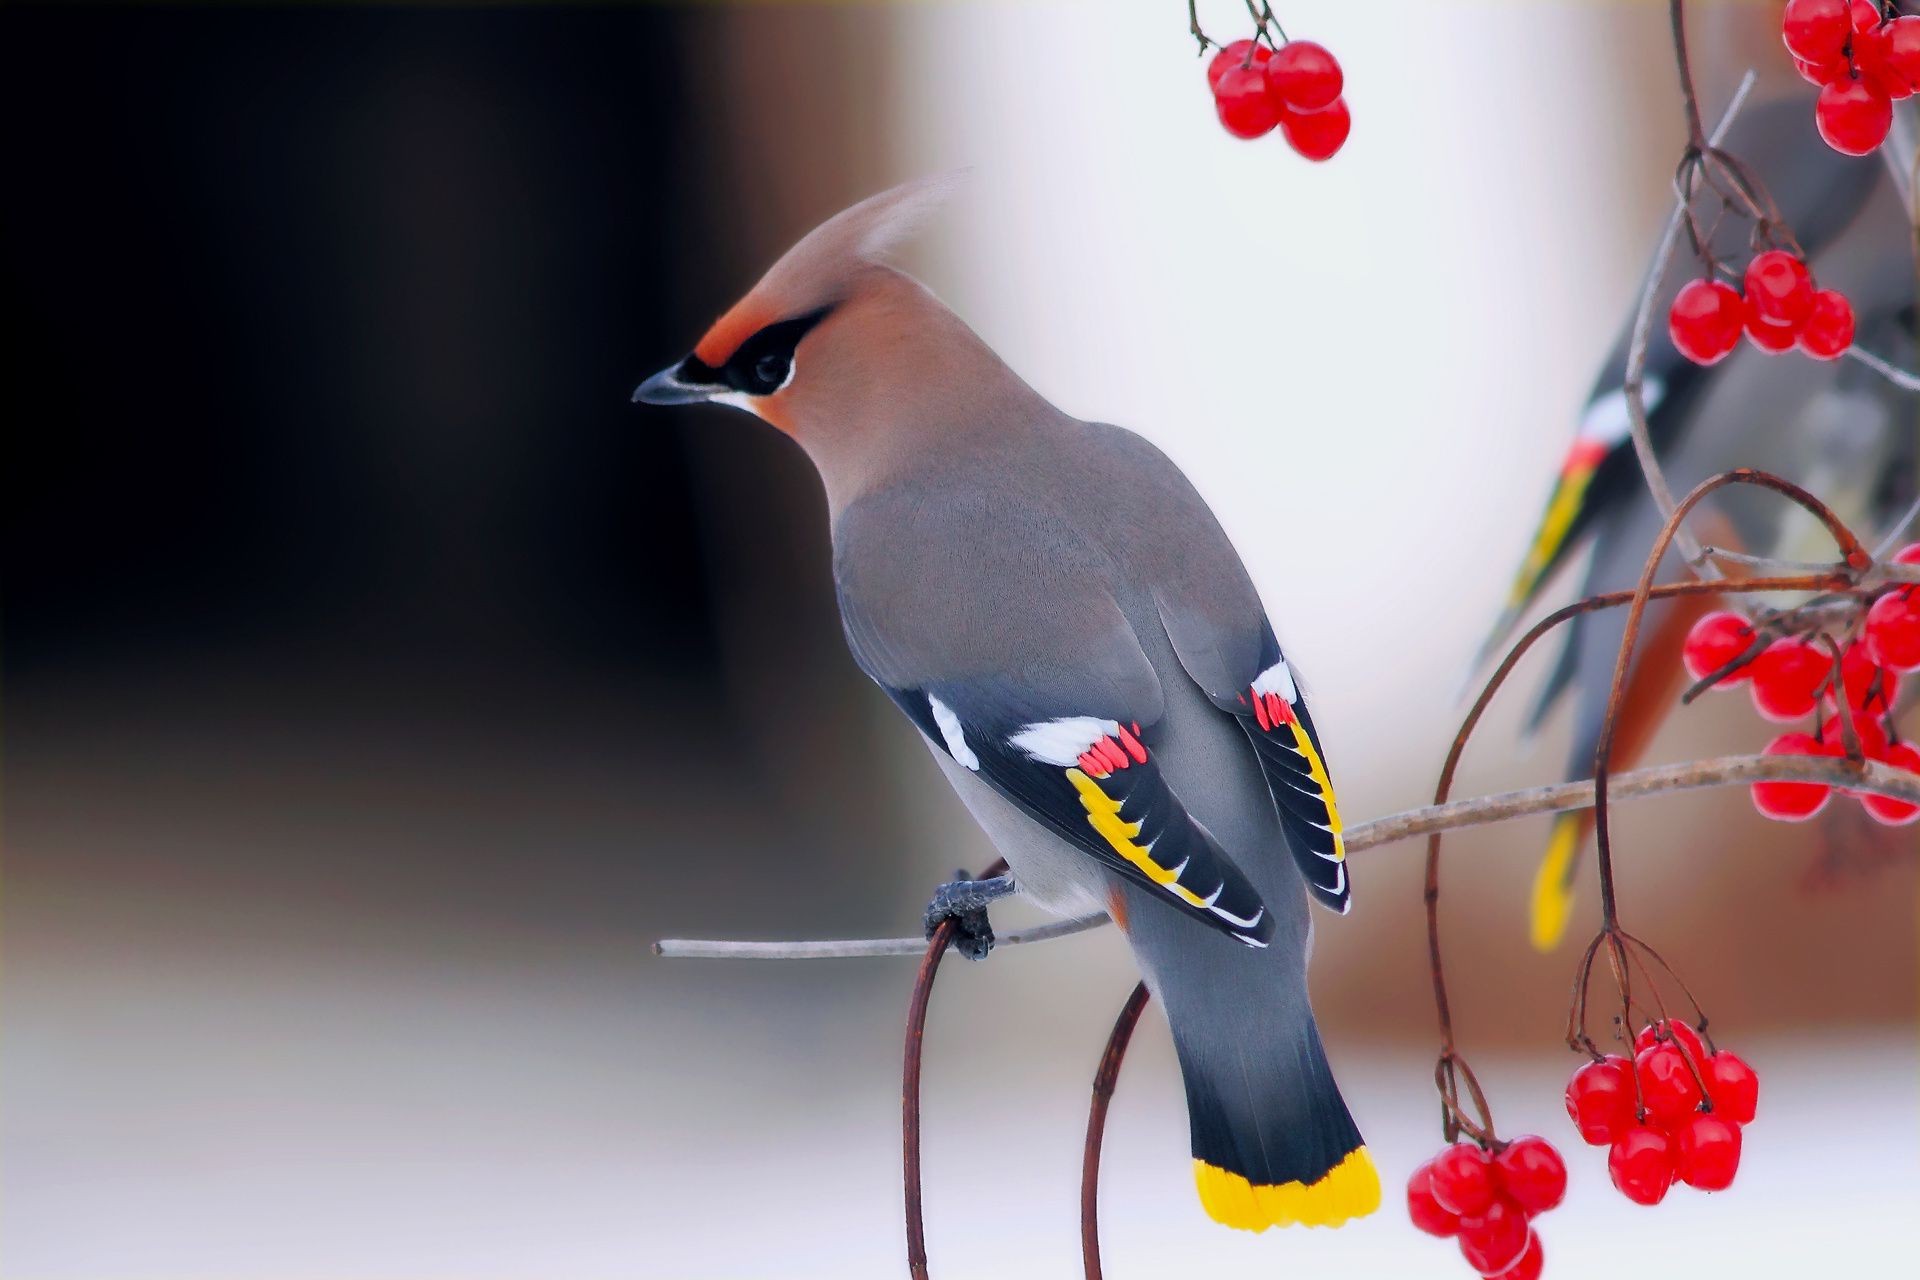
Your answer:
[1287,720,1346,862]
[1506,465,1598,609]
[1529,815,1582,952]
[1066,767,1207,908]
[1194,1146,1380,1232]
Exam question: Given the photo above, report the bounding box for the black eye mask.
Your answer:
[677,307,832,397]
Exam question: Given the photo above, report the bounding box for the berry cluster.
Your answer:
[1667,249,1854,367]
[1565,1021,1758,1206]
[1207,38,1350,160]
[1683,543,1920,827]
[1407,1136,1565,1279]
[1784,0,1920,155]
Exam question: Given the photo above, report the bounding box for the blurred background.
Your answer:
[3,2,1914,1276]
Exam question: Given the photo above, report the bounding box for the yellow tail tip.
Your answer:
[1529,817,1581,952]
[1193,1147,1380,1232]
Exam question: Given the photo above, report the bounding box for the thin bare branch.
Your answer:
[1622,70,1757,575]
[653,751,1920,960]
[1842,342,1920,392]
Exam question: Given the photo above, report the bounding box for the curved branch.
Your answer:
[1081,982,1150,1280]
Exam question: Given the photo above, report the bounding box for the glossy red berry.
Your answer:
[1406,1159,1463,1236]
[1744,299,1799,352]
[1817,77,1893,155]
[1703,1051,1760,1126]
[1634,1019,1709,1067]
[1882,16,1920,94]
[1783,0,1853,63]
[1749,637,1829,721]
[1683,610,1759,684]
[1264,40,1342,112]
[1851,0,1884,34]
[1486,1231,1544,1280]
[1744,250,1815,327]
[1866,587,1920,672]
[1822,710,1890,762]
[1457,1196,1530,1276]
[1893,543,1920,566]
[1278,96,1349,161]
[1493,1135,1567,1215]
[1863,740,1920,826]
[1799,288,1856,358]
[1668,278,1745,365]
[1428,1142,1497,1218]
[1207,39,1270,90]
[1751,732,1836,821]
[1795,53,1850,84]
[1609,1124,1677,1205]
[1676,1113,1744,1191]
[1215,63,1283,139]
[1636,1041,1707,1126]
[1566,1055,1636,1146]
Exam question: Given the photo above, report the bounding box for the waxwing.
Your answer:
[635,176,1378,1231]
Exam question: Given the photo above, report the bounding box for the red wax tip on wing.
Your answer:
[1117,724,1148,763]
[1076,749,1109,778]
[1095,737,1130,772]
[1563,438,1610,474]
[1252,691,1272,732]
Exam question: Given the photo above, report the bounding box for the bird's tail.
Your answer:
[1123,888,1378,1232]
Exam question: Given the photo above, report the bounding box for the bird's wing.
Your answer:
[1156,601,1350,916]
[834,487,1274,947]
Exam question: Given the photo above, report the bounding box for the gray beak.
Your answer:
[632,360,713,406]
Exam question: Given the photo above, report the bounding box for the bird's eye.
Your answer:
[753,354,789,390]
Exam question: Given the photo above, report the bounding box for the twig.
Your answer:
[903,857,1005,1280]
[1621,69,1758,575]
[1081,982,1150,1280]
[1842,343,1920,392]
[1876,491,1920,557]
[654,753,1920,962]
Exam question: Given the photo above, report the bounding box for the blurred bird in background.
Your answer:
[634,177,1380,1233]
[1468,96,1919,951]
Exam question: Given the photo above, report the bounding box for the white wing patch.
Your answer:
[927,694,979,770]
[1252,659,1297,703]
[1578,375,1665,447]
[1009,716,1122,766]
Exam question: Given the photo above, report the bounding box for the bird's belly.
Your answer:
[927,746,1112,918]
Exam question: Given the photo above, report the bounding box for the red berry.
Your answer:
[1668,278,1745,365]
[1751,732,1837,821]
[1406,1159,1462,1237]
[1676,1113,1744,1191]
[1206,39,1270,91]
[1683,610,1759,684]
[1215,63,1282,139]
[1749,637,1830,721]
[1817,77,1893,155]
[1783,0,1853,62]
[1634,1019,1710,1067]
[1486,1231,1544,1280]
[1882,16,1920,93]
[1744,299,1800,352]
[1799,288,1856,358]
[1493,1136,1567,1215]
[1851,0,1884,34]
[1457,1196,1530,1276]
[1863,740,1920,826]
[1428,1142,1497,1218]
[1821,710,1890,761]
[1893,543,1920,566]
[1866,587,1920,672]
[1636,1041,1707,1126]
[1609,1124,1677,1205]
[1744,250,1815,327]
[1278,96,1349,161]
[1795,53,1850,83]
[1827,642,1895,716]
[1565,1055,1636,1146]
[1264,40,1342,113]
[1703,1051,1760,1126]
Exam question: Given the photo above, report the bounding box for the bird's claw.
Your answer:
[923,869,1013,962]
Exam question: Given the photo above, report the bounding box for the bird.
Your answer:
[634,175,1379,1232]
[1468,96,1918,951]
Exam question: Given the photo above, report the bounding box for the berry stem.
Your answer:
[1669,0,1707,148]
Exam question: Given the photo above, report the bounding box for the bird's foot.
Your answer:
[923,870,1015,961]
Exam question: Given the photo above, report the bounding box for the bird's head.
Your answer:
[633,173,964,439]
